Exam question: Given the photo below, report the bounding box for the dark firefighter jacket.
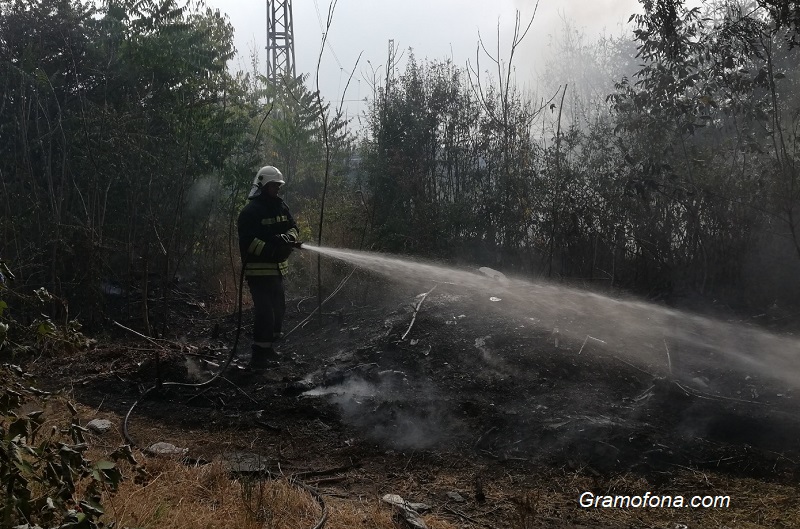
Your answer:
[237,195,299,276]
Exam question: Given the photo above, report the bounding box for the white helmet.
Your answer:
[248,165,285,198]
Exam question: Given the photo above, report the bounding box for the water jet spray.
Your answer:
[300,244,800,390]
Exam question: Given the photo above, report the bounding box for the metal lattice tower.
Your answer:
[266,0,296,84]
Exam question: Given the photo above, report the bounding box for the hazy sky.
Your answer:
[205,0,647,124]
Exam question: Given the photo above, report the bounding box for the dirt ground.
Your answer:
[28,269,800,528]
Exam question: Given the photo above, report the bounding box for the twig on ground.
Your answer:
[632,385,655,402]
[474,426,498,449]
[220,376,257,404]
[346,362,378,373]
[292,463,356,480]
[443,506,494,528]
[577,335,606,355]
[182,351,219,359]
[670,463,712,486]
[674,381,768,405]
[663,338,673,376]
[186,386,213,404]
[254,420,281,432]
[296,296,316,313]
[306,476,347,486]
[70,372,120,386]
[610,355,656,378]
[401,284,438,341]
[111,320,166,350]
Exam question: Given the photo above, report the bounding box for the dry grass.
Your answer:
[324,496,458,529]
[96,449,796,529]
[98,458,323,529]
[87,455,463,529]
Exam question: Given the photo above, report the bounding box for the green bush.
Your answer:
[0,261,91,357]
[0,364,127,528]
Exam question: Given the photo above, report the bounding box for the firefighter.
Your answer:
[237,165,299,368]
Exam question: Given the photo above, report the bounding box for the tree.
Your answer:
[0,0,245,331]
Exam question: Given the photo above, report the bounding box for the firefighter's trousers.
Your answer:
[246,275,285,344]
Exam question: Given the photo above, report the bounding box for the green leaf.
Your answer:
[41,321,57,337]
[95,460,115,470]
[93,460,123,489]
[14,457,35,476]
[37,320,57,336]
[0,300,8,316]
[79,499,105,517]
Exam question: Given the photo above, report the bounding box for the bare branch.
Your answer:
[314,0,339,324]
[477,29,499,65]
[338,50,363,116]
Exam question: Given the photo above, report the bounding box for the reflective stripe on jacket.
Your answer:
[237,196,298,277]
[244,260,289,276]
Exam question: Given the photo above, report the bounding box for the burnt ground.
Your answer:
[26,271,800,528]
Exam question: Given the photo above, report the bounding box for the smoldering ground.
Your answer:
[304,368,464,450]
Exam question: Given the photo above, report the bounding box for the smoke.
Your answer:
[185,176,220,215]
[184,357,208,382]
[509,0,640,73]
[306,372,462,450]
[514,0,639,33]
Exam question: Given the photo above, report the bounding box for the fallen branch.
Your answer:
[186,386,213,404]
[219,376,257,404]
[70,370,125,386]
[474,426,498,450]
[674,381,769,405]
[113,319,168,388]
[254,420,281,432]
[577,335,606,355]
[296,296,316,313]
[401,284,437,341]
[306,476,347,486]
[663,338,673,376]
[112,320,166,349]
[610,355,656,378]
[113,320,208,354]
[292,463,356,480]
[443,506,494,529]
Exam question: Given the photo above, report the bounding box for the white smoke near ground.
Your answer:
[305,373,462,450]
[304,244,800,390]
[184,357,206,382]
[185,176,219,215]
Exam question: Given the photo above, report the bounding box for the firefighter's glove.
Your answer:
[285,233,303,248]
[274,234,293,246]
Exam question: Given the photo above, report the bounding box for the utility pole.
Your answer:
[266,0,296,85]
